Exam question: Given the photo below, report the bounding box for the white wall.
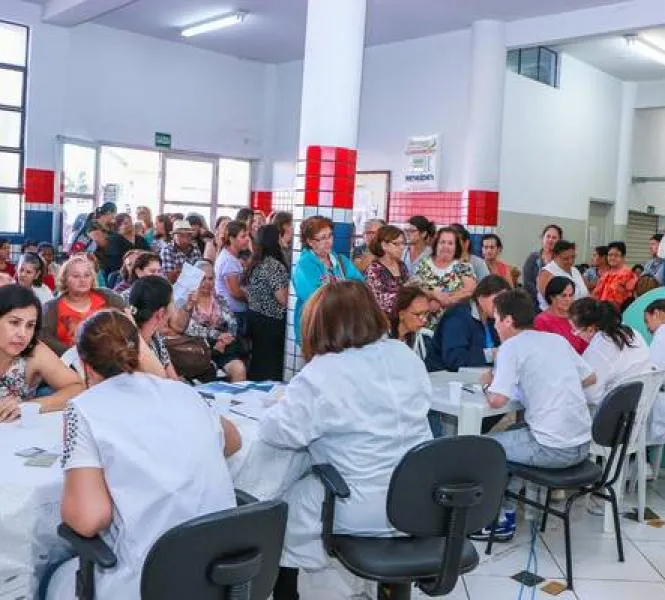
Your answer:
[631,108,665,214]
[269,29,472,191]
[636,81,665,109]
[499,53,623,221]
[3,0,268,171]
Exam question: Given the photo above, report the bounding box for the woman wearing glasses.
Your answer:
[366,225,409,315]
[292,216,363,344]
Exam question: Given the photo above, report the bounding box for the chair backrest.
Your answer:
[386,436,507,595]
[140,500,287,600]
[623,368,665,451]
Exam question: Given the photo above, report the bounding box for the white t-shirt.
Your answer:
[214,248,247,313]
[59,373,236,600]
[646,325,665,443]
[32,284,53,305]
[582,330,652,406]
[489,330,593,448]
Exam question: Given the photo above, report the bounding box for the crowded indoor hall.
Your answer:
[3,0,665,599]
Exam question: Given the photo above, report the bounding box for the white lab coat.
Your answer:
[259,338,433,569]
[648,325,665,443]
[46,373,236,600]
[582,330,652,407]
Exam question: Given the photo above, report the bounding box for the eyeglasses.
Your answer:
[389,240,406,247]
[407,310,429,320]
[312,233,333,243]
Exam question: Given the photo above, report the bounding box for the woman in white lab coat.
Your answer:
[45,309,240,600]
[569,297,652,408]
[644,299,665,442]
[260,280,432,600]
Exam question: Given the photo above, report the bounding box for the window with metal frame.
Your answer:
[507,46,559,88]
[0,20,29,234]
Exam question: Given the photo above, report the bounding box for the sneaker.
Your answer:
[469,510,516,542]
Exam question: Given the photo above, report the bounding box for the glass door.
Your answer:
[161,154,217,228]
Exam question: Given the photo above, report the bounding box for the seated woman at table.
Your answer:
[171,259,246,382]
[389,285,430,357]
[536,240,588,312]
[644,299,665,443]
[428,274,509,372]
[474,289,595,542]
[128,275,180,381]
[365,225,409,315]
[45,309,240,600]
[260,280,432,600]
[0,285,83,421]
[40,255,125,357]
[118,251,162,302]
[534,276,588,354]
[569,297,651,408]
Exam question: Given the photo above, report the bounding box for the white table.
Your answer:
[0,393,310,600]
[429,370,522,435]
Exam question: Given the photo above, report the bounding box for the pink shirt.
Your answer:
[534,312,588,355]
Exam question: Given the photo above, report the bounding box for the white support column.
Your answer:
[460,20,506,236]
[284,0,367,381]
[614,82,637,239]
[298,0,367,151]
[462,20,506,193]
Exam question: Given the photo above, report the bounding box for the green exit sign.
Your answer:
[155,132,172,149]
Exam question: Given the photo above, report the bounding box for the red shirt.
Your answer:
[534,311,588,354]
[0,261,15,277]
[56,291,108,348]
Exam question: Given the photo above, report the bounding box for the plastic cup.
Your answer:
[448,381,463,404]
[20,402,40,428]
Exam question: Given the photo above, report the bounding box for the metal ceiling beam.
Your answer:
[42,0,138,26]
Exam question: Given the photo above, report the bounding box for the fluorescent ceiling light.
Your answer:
[625,35,665,67]
[181,11,247,38]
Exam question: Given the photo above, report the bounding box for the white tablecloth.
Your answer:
[0,394,310,600]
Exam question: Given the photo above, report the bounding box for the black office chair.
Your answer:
[486,380,643,591]
[312,436,507,600]
[57,490,287,600]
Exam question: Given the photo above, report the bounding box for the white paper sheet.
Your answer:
[172,262,205,308]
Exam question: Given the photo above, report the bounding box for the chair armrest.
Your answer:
[235,489,259,506]
[57,524,117,569]
[312,464,350,499]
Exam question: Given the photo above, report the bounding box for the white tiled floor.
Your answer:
[298,477,665,599]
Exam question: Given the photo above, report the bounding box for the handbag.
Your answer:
[164,335,212,379]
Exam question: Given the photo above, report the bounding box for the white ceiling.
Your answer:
[26,0,630,63]
[557,29,665,81]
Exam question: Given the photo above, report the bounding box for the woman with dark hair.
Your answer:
[482,233,513,286]
[261,281,432,599]
[214,220,251,334]
[37,242,58,291]
[245,225,290,381]
[16,252,53,305]
[523,224,563,308]
[534,276,588,354]
[103,213,150,277]
[536,240,588,311]
[414,226,476,329]
[403,215,436,275]
[128,275,179,380]
[593,241,639,310]
[0,284,82,421]
[151,214,172,253]
[109,248,141,293]
[366,225,409,314]
[271,211,294,270]
[389,285,430,351]
[570,297,651,407]
[292,215,363,344]
[44,309,240,600]
[117,251,162,302]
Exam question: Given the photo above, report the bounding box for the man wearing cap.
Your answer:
[160,220,203,283]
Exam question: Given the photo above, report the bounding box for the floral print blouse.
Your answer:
[0,358,37,401]
[366,260,409,315]
[414,258,475,328]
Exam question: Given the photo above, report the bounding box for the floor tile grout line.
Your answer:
[461,574,471,600]
[628,536,665,583]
